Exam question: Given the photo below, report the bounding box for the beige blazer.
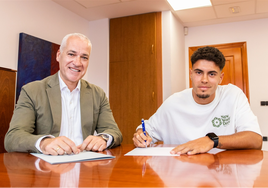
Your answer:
[4,72,122,153]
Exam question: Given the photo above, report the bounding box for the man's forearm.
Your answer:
[217,131,262,150]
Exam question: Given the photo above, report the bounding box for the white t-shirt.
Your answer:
[137,84,262,144]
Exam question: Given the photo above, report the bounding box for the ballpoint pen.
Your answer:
[141,118,147,148]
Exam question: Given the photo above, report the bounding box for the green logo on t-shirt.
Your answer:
[212,115,230,127]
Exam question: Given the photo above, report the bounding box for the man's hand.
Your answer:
[170,136,214,155]
[78,135,107,152]
[40,136,79,156]
[133,128,152,148]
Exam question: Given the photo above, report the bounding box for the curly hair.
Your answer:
[191,46,225,70]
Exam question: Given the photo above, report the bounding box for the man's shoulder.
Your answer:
[80,79,105,95]
[22,73,58,92]
[217,84,247,104]
[218,84,243,95]
[163,88,192,104]
[170,88,192,99]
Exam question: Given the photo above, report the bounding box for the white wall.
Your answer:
[185,18,268,138]
[162,11,186,101]
[86,19,110,96]
[0,0,90,73]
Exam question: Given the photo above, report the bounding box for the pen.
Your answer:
[141,118,147,148]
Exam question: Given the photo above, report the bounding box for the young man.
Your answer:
[5,33,122,155]
[133,46,262,155]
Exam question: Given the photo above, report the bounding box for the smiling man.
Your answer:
[133,46,262,155]
[5,33,122,155]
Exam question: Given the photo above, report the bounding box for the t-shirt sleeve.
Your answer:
[235,90,262,135]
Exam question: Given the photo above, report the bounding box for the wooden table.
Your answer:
[0,144,268,187]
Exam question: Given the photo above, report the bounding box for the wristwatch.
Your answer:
[98,134,109,142]
[206,132,219,148]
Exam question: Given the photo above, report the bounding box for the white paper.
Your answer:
[125,147,176,156]
[207,148,226,154]
[125,147,225,156]
[31,151,115,164]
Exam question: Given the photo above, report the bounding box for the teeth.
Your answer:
[70,67,80,72]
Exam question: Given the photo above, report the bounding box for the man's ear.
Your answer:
[189,69,193,80]
[56,49,61,62]
[219,72,224,84]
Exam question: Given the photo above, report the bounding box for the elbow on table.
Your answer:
[253,134,263,150]
[4,137,12,152]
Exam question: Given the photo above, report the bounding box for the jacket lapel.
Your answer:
[46,72,61,137]
[80,80,93,140]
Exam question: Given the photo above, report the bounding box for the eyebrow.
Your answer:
[194,69,218,74]
[194,69,203,73]
[68,50,89,57]
[208,71,218,74]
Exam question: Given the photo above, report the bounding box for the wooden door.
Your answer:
[0,67,16,153]
[109,12,162,144]
[189,42,249,99]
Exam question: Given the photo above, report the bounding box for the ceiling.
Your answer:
[52,0,268,27]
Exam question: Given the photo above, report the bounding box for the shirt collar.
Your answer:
[58,71,81,92]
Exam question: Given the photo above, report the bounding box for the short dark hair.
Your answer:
[191,46,225,70]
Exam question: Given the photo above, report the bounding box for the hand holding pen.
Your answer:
[133,119,152,148]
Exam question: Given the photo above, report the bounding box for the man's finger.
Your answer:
[133,136,142,147]
[80,136,94,151]
[139,132,147,140]
[133,133,146,148]
[171,145,185,155]
[87,140,99,151]
[81,136,107,151]
[61,138,79,154]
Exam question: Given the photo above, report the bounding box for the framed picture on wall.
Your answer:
[16,33,60,101]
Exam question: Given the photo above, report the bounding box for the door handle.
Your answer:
[152,91,155,101]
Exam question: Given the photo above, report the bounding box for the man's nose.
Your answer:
[73,56,82,66]
[201,74,208,83]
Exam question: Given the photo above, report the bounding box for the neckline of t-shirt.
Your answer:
[190,87,220,108]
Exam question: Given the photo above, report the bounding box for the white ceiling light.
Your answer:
[167,0,212,11]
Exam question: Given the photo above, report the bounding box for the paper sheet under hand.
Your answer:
[125,147,176,156]
[124,147,225,156]
[31,151,115,164]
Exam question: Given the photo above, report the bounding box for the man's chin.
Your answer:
[196,94,210,99]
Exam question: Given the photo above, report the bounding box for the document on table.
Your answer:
[124,147,225,156]
[31,151,115,164]
[125,147,176,156]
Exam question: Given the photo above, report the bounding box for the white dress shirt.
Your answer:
[58,74,83,146]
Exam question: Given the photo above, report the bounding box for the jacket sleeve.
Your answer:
[94,89,123,148]
[4,86,45,153]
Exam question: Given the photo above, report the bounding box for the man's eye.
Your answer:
[82,56,88,60]
[68,53,74,56]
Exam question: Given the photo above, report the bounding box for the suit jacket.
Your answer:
[4,72,122,153]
